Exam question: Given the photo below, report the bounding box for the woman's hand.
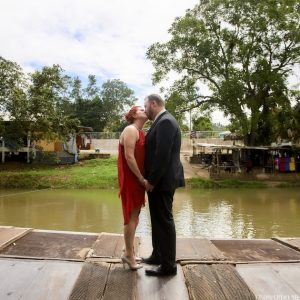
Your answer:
[144,179,154,192]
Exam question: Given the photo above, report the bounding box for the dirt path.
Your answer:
[181,153,209,179]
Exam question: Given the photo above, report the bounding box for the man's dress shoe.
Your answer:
[141,256,160,265]
[145,265,177,276]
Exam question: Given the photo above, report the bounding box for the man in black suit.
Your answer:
[142,94,185,276]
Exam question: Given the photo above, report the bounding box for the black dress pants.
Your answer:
[147,189,176,269]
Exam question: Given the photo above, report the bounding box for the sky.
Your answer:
[0,0,230,125]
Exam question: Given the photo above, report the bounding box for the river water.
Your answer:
[0,188,299,238]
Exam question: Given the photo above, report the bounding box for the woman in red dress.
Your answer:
[118,106,148,270]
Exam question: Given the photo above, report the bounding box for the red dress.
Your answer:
[118,130,145,225]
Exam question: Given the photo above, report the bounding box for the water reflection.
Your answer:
[0,188,300,238]
[173,189,300,238]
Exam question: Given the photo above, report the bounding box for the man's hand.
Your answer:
[144,179,154,192]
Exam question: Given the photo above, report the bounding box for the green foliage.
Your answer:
[28,64,79,141]
[0,56,25,108]
[147,0,300,145]
[101,79,136,131]
[65,77,135,132]
[212,122,228,131]
[192,115,213,131]
[165,91,189,128]
[69,75,104,131]
[0,57,137,148]
[0,58,79,147]
[273,101,300,143]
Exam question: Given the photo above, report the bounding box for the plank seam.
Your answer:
[272,238,300,253]
[0,228,33,251]
[101,263,112,298]
[0,254,84,262]
[181,266,195,300]
[180,259,300,265]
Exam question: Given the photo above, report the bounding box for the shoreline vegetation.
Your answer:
[0,157,300,190]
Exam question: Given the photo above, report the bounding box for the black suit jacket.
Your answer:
[145,111,185,192]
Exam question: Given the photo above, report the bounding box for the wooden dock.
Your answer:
[0,226,300,300]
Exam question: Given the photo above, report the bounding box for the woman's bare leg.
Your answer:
[124,208,140,264]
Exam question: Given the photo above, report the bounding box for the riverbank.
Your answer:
[0,158,118,189]
[0,157,299,189]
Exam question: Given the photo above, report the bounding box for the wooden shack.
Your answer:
[191,143,300,181]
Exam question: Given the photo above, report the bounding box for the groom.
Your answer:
[143,94,185,276]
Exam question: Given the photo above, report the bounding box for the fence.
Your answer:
[85,131,224,140]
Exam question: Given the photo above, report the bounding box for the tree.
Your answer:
[71,75,103,131]
[101,79,136,131]
[0,56,25,108]
[27,65,79,141]
[0,58,79,148]
[0,56,27,132]
[212,122,228,131]
[68,77,136,132]
[290,102,300,143]
[147,0,300,145]
[165,91,189,129]
[0,56,30,147]
[192,115,213,131]
[275,100,300,143]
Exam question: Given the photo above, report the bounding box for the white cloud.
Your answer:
[0,0,231,124]
[0,0,196,83]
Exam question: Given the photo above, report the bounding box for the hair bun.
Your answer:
[124,106,139,123]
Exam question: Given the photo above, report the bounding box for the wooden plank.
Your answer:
[102,263,136,300]
[68,262,110,300]
[271,263,300,295]
[138,236,152,258]
[273,237,300,252]
[183,264,255,300]
[138,236,226,262]
[180,259,300,265]
[0,226,32,250]
[183,264,228,300]
[211,264,256,300]
[0,231,98,260]
[91,233,122,257]
[91,233,140,258]
[236,263,300,299]
[91,233,123,257]
[177,237,226,261]
[141,236,225,261]
[0,258,83,300]
[137,264,189,300]
[211,239,300,262]
[86,257,121,263]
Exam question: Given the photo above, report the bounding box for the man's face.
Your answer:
[144,99,155,120]
[134,106,148,121]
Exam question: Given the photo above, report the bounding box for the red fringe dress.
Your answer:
[118,130,145,225]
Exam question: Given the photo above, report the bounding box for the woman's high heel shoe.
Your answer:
[122,246,142,262]
[121,255,143,270]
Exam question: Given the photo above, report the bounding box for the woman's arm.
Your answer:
[123,126,145,185]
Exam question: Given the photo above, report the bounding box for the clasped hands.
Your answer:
[139,177,154,192]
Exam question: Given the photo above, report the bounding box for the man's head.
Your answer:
[144,94,165,121]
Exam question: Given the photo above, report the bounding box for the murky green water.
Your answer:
[0,188,299,238]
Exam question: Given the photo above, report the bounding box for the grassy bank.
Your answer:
[0,157,118,189]
[185,177,269,189]
[1,157,299,189]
